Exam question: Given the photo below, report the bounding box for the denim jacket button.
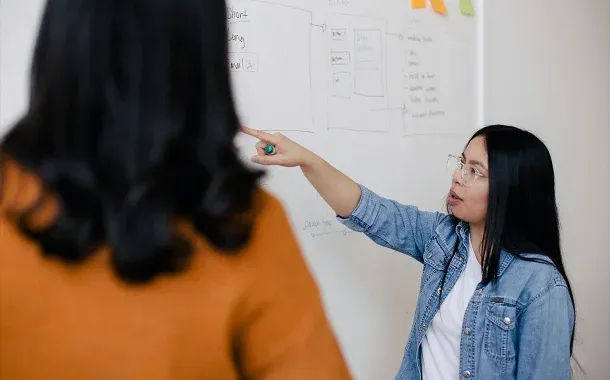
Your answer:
[503,317,511,325]
[463,370,471,378]
[464,328,471,335]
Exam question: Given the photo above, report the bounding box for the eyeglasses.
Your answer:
[446,154,486,187]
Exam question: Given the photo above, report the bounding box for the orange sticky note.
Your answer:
[411,0,426,9]
[430,0,447,14]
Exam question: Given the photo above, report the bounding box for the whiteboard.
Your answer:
[0,1,480,378]
[230,1,479,378]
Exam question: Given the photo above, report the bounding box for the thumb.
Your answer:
[251,154,284,166]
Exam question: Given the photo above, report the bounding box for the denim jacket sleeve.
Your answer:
[336,184,444,264]
[516,283,575,380]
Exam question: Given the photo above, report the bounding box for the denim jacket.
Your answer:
[338,185,574,380]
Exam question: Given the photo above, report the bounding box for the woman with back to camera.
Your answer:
[0,1,352,379]
[242,124,577,380]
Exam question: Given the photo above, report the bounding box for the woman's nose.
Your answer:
[452,168,463,185]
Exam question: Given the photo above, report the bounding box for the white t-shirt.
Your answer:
[421,235,482,380]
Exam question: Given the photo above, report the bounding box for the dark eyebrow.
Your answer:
[462,153,488,172]
[469,160,488,171]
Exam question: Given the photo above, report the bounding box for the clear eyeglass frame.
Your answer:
[446,154,485,187]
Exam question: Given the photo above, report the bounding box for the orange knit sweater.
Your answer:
[0,157,351,380]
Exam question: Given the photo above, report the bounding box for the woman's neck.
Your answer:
[469,223,485,264]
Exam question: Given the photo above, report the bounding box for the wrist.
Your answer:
[299,149,320,171]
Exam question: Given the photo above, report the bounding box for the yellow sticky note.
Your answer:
[459,0,475,16]
[430,0,447,14]
[411,0,426,9]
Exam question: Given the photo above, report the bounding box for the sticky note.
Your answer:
[459,0,475,16]
[411,0,426,9]
[430,0,447,14]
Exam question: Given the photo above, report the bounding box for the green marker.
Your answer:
[264,144,276,155]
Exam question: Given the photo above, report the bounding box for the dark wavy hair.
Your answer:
[0,0,263,283]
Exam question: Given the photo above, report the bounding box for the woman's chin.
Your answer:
[449,206,466,220]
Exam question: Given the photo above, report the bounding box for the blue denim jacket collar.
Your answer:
[455,220,515,277]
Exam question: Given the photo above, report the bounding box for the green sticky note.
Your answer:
[459,0,475,16]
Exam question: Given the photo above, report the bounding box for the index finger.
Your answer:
[240,126,279,144]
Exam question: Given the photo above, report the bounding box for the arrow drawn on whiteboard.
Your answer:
[385,32,404,40]
[310,229,355,238]
[370,105,409,114]
[310,22,327,32]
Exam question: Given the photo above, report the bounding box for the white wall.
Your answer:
[0,0,45,130]
[483,1,610,378]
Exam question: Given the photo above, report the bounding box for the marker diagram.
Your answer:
[326,14,390,132]
[226,1,470,137]
[401,27,448,134]
[227,0,315,132]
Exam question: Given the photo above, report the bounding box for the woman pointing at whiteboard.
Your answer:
[242,125,577,380]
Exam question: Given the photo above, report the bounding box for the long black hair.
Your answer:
[442,125,577,354]
[0,0,263,283]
